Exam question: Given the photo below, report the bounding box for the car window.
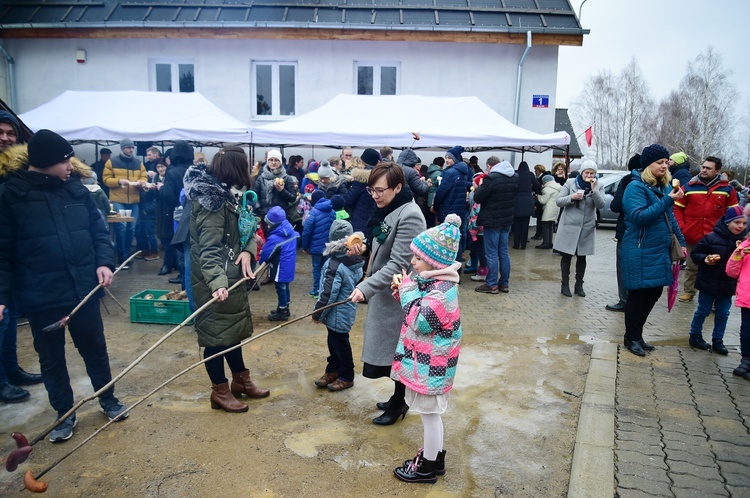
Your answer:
[605,180,619,195]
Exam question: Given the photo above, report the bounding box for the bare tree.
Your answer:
[654,46,737,163]
[571,58,654,167]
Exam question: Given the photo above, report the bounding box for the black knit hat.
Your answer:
[28,129,74,169]
[640,144,669,169]
[361,148,380,167]
[627,153,641,171]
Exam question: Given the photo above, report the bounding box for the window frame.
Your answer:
[251,60,298,120]
[148,58,196,93]
[354,61,400,96]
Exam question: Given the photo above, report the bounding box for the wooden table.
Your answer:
[107,215,135,223]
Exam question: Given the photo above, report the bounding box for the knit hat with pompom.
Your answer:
[410,213,462,269]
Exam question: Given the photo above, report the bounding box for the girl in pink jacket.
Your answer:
[390,214,462,484]
[725,210,750,380]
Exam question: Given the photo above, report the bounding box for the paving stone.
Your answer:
[726,485,750,497]
[712,441,750,465]
[616,487,670,498]
[616,461,670,483]
[617,409,660,426]
[671,473,727,494]
[616,474,673,496]
[617,421,662,437]
[617,429,664,446]
[617,439,665,457]
[723,472,750,489]
[701,416,749,442]
[663,436,714,457]
[666,450,718,468]
[671,486,728,498]
[667,458,719,475]
[718,460,750,476]
[615,449,667,470]
[661,431,708,449]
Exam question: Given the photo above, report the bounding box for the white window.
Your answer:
[252,61,297,118]
[149,58,195,93]
[355,62,399,96]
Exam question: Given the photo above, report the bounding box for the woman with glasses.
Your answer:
[348,162,426,425]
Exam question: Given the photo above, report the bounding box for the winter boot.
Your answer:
[210,382,248,412]
[231,370,270,398]
[733,357,750,377]
[394,452,438,484]
[402,449,446,476]
[268,306,290,321]
[560,256,572,297]
[712,339,729,356]
[689,335,712,351]
[574,256,587,297]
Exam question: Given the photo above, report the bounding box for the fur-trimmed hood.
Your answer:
[349,167,371,184]
[184,163,233,212]
[0,143,91,181]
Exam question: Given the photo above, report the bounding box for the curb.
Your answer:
[567,342,618,497]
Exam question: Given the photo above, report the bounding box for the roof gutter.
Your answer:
[511,30,532,164]
[0,42,16,110]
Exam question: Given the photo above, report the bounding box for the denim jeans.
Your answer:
[27,299,114,416]
[326,329,354,382]
[135,218,158,254]
[275,282,290,308]
[690,292,732,340]
[484,225,511,288]
[182,242,196,312]
[112,202,139,261]
[0,307,22,384]
[310,254,326,294]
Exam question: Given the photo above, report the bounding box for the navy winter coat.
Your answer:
[691,217,745,297]
[0,171,115,314]
[433,160,470,223]
[344,168,375,234]
[312,251,364,333]
[302,198,336,255]
[513,168,539,218]
[621,171,686,290]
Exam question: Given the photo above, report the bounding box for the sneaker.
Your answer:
[678,293,694,302]
[309,290,319,299]
[499,285,509,293]
[100,397,129,422]
[49,413,77,443]
[134,253,146,260]
[144,252,160,261]
[470,274,486,281]
[475,284,499,294]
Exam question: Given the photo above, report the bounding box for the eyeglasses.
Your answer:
[366,186,392,197]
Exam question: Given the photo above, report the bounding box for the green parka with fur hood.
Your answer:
[184,163,254,348]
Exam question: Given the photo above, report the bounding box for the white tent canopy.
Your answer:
[252,94,570,152]
[19,91,252,143]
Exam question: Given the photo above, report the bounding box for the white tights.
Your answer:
[420,413,444,461]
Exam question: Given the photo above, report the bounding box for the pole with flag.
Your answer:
[584,126,593,147]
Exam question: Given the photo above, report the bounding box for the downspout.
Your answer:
[511,31,532,165]
[0,42,17,110]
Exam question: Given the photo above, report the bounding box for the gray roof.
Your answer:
[553,108,582,158]
[0,0,584,34]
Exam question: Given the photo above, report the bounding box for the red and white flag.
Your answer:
[584,126,593,147]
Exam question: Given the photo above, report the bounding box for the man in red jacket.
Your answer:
[674,156,738,302]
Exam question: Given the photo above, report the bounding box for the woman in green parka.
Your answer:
[184,146,269,413]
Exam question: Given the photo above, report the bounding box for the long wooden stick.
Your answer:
[41,251,142,333]
[30,298,352,482]
[104,287,126,313]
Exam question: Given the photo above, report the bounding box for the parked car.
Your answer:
[597,171,629,225]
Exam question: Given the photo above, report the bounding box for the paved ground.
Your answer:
[1,226,749,497]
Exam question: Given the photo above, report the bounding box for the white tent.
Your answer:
[252,94,569,152]
[19,91,252,143]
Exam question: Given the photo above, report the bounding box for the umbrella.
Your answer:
[667,263,681,312]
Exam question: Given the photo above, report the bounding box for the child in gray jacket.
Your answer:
[311,220,365,391]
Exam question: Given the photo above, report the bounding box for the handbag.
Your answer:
[238,190,259,249]
[664,213,684,262]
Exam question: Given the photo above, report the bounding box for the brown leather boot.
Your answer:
[230,370,270,399]
[210,382,248,412]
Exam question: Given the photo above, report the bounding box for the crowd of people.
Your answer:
[4,115,750,484]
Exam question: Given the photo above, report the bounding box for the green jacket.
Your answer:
[185,165,253,348]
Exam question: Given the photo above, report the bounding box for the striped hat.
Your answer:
[410,214,461,269]
[725,205,746,224]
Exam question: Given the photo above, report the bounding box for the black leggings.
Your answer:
[624,287,664,342]
[204,345,246,384]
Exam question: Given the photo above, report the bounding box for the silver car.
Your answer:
[597,171,629,225]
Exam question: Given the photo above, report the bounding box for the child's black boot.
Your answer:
[734,357,750,377]
[268,306,290,321]
[394,452,438,484]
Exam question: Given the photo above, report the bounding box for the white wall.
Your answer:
[7,36,561,167]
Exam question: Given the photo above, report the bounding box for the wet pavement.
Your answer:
[0,227,748,496]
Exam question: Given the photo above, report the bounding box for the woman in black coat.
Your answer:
[512,161,540,249]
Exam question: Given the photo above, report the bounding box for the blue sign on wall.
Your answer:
[532,95,549,108]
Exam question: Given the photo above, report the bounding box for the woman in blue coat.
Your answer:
[621,144,686,356]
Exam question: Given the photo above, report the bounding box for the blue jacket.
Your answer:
[301,198,336,255]
[621,171,686,290]
[433,160,470,223]
[260,219,298,283]
[312,252,364,333]
[344,168,375,234]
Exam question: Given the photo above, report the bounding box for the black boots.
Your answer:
[561,256,572,297]
[373,404,409,425]
[7,368,42,386]
[0,382,30,403]
[268,306,290,321]
[574,256,586,297]
[712,339,729,355]
[394,450,440,484]
[624,338,646,357]
[689,335,712,351]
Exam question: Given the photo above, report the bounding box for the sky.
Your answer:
[556,0,750,111]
